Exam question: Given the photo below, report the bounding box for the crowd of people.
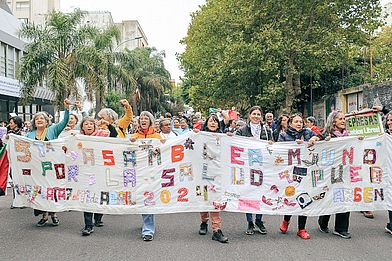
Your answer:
[1,99,391,243]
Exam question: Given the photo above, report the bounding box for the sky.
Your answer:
[61,0,206,83]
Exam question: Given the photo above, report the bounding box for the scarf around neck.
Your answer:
[250,122,261,139]
[332,128,349,137]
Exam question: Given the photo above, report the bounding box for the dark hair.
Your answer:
[384,112,392,132]
[202,114,222,133]
[275,114,289,133]
[10,116,23,129]
[248,106,263,116]
[288,113,303,125]
[306,116,316,125]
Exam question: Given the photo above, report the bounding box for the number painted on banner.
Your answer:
[160,189,171,204]
[177,188,189,202]
[143,191,155,206]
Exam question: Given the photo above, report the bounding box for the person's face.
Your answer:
[249,109,262,124]
[334,113,346,130]
[290,116,303,131]
[35,115,48,129]
[387,114,392,130]
[9,119,16,129]
[68,115,78,128]
[24,121,31,129]
[100,113,113,124]
[82,120,95,136]
[139,115,151,130]
[306,120,314,128]
[230,121,236,128]
[192,118,198,125]
[281,116,288,129]
[180,119,188,129]
[266,113,273,123]
[161,120,171,133]
[173,119,180,128]
[207,117,219,132]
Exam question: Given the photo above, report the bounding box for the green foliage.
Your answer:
[180,0,384,113]
[103,90,125,116]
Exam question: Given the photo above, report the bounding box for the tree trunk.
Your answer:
[95,91,102,117]
[284,52,301,112]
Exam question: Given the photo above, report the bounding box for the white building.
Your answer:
[0,0,54,122]
[116,20,148,51]
[6,0,60,24]
[82,11,114,30]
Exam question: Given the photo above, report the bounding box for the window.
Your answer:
[0,43,6,77]
[7,46,15,78]
[346,92,363,113]
[16,1,30,11]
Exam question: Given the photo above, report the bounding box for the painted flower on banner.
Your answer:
[184,138,195,150]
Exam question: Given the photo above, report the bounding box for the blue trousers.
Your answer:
[142,214,155,236]
[246,213,262,222]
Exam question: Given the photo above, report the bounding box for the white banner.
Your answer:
[8,132,392,215]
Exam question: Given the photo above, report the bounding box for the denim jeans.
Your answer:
[84,212,103,228]
[142,214,155,236]
[388,210,392,225]
[246,213,262,222]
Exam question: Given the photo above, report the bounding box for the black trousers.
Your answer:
[388,210,392,225]
[84,212,103,228]
[318,212,350,232]
[284,215,307,230]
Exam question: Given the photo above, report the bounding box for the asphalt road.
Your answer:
[1,189,391,261]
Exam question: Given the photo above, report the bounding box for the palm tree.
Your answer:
[18,9,95,106]
[121,47,172,114]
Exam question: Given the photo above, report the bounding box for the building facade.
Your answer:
[115,20,148,51]
[0,1,54,122]
[6,0,60,24]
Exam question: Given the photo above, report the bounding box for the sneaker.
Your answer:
[36,218,48,227]
[318,219,329,233]
[199,222,208,235]
[385,224,392,235]
[142,234,153,241]
[51,216,59,226]
[279,219,289,234]
[333,230,351,239]
[297,229,311,239]
[94,221,104,227]
[361,211,374,219]
[81,227,94,236]
[255,220,267,235]
[246,222,255,235]
[212,229,228,243]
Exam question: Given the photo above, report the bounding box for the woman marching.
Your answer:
[236,106,273,235]
[26,99,71,227]
[318,111,354,239]
[197,114,229,243]
[383,111,392,235]
[130,111,162,241]
[78,117,110,236]
[278,113,319,239]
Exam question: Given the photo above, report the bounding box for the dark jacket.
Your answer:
[278,127,316,142]
[236,123,273,141]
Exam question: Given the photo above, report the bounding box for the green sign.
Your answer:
[345,110,384,136]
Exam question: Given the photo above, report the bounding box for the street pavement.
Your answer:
[1,189,391,261]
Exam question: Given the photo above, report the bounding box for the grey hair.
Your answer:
[384,111,392,131]
[139,111,155,126]
[97,108,118,122]
[324,110,344,135]
[159,118,171,128]
[31,112,50,130]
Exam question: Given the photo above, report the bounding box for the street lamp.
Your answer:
[114,36,143,51]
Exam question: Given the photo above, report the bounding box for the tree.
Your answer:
[180,0,384,113]
[18,9,95,106]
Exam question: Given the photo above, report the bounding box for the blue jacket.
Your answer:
[278,127,317,142]
[26,109,69,141]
